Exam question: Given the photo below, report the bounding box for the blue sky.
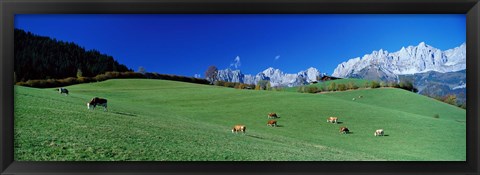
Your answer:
[15,14,465,77]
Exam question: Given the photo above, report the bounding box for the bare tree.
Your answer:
[205,65,218,84]
[138,66,146,74]
[257,80,271,90]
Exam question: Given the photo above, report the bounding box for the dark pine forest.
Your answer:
[14,29,132,82]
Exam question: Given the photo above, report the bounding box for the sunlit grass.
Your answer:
[14,79,466,161]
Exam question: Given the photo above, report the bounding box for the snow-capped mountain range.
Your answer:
[217,67,324,87]
[332,42,466,81]
[332,42,466,105]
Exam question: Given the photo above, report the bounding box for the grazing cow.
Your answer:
[374,129,384,136]
[232,125,246,134]
[267,120,277,127]
[87,97,108,111]
[352,98,356,101]
[268,112,278,119]
[339,127,349,134]
[58,88,69,95]
[327,117,338,123]
[358,95,363,98]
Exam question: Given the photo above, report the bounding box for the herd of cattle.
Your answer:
[232,113,384,136]
[59,87,385,137]
[231,112,278,134]
[231,95,385,137]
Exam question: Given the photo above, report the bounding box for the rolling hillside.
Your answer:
[284,78,373,92]
[14,79,466,161]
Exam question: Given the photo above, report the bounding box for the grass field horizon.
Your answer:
[283,78,374,93]
[14,79,466,161]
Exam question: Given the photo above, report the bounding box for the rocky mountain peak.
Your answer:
[216,67,323,87]
[332,42,466,81]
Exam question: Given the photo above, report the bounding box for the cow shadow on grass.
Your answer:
[112,111,137,117]
[335,122,344,124]
[246,135,263,139]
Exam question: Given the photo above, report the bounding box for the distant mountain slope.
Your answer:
[14,29,132,81]
[399,70,466,105]
[217,67,324,87]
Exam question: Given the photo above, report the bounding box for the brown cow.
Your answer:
[327,117,338,123]
[268,112,278,119]
[232,125,246,134]
[339,127,349,134]
[267,120,277,127]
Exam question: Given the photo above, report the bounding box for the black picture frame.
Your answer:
[1,0,479,174]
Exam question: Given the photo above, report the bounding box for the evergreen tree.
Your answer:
[14,28,132,81]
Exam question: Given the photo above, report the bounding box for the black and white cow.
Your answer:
[374,129,384,136]
[58,88,69,95]
[87,97,108,111]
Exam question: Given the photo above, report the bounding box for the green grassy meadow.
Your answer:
[14,79,466,161]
